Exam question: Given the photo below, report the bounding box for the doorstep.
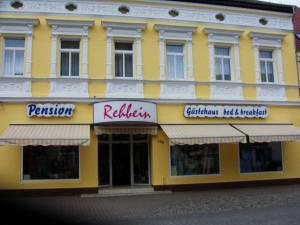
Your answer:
[81,185,172,198]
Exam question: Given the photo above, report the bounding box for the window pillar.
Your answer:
[277,47,284,84]
[253,43,260,83]
[208,39,215,81]
[234,42,241,82]
[50,29,57,78]
[136,34,142,80]
[159,31,165,80]
[82,31,88,79]
[106,31,112,79]
[25,28,33,78]
[187,37,194,81]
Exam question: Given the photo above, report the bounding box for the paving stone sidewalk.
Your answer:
[2,184,300,225]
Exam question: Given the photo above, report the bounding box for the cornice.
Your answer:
[249,32,286,40]
[46,19,94,27]
[154,24,197,33]
[102,21,147,30]
[0,18,39,26]
[204,28,243,37]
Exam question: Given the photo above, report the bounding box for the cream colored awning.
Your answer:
[233,124,300,143]
[94,126,157,135]
[160,124,247,145]
[0,125,90,146]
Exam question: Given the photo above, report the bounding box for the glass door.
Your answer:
[98,140,110,186]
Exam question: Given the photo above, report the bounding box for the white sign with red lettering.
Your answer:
[94,101,157,124]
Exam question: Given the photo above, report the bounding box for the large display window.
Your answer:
[170,144,220,176]
[239,142,283,173]
[22,146,79,180]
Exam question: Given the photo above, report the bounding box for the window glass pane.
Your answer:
[71,52,79,76]
[167,45,183,53]
[4,50,14,75]
[60,52,69,76]
[5,38,24,48]
[98,134,109,141]
[115,42,132,51]
[99,143,110,185]
[23,146,79,180]
[115,53,123,77]
[112,134,130,141]
[167,55,175,79]
[216,58,222,80]
[260,61,267,82]
[215,47,229,56]
[175,55,184,79]
[267,61,274,82]
[239,142,282,173]
[14,50,24,75]
[171,144,219,176]
[223,58,231,81]
[125,54,133,77]
[259,50,272,59]
[133,142,149,184]
[61,40,80,49]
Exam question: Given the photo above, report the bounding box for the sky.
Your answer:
[259,0,300,6]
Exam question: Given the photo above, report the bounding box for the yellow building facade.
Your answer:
[0,0,300,193]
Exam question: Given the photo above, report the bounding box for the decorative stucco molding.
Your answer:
[106,79,144,98]
[0,77,31,97]
[49,78,89,98]
[160,81,196,99]
[210,82,244,100]
[256,84,286,101]
[0,1,293,31]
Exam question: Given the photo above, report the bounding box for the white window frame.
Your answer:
[169,143,221,178]
[114,41,134,78]
[3,37,25,76]
[259,49,275,83]
[214,46,233,81]
[59,39,81,77]
[166,43,186,80]
[20,146,81,183]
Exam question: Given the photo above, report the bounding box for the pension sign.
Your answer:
[27,103,75,117]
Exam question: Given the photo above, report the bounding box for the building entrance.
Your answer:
[98,134,150,186]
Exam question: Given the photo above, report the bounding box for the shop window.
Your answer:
[114,42,133,78]
[166,44,185,80]
[60,40,80,77]
[215,47,231,81]
[22,146,79,180]
[259,50,275,83]
[239,142,283,173]
[170,144,219,176]
[3,38,25,76]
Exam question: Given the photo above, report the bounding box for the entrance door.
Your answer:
[112,143,131,186]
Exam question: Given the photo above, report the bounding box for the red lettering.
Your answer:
[104,105,112,119]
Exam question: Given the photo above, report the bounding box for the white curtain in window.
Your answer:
[14,50,24,75]
[267,61,274,82]
[4,50,13,75]
[71,52,79,76]
[167,55,175,79]
[60,52,69,76]
[115,54,123,77]
[125,54,133,77]
[223,58,231,80]
[260,61,267,82]
[175,56,184,79]
[215,58,222,80]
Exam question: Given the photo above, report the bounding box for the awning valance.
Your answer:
[233,124,300,143]
[160,124,247,145]
[0,125,90,146]
[94,126,157,135]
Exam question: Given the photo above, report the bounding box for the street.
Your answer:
[1,184,300,225]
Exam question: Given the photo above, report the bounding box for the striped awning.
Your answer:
[0,125,90,146]
[94,126,157,135]
[233,124,300,143]
[161,124,247,145]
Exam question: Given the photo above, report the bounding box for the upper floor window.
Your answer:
[259,50,274,83]
[60,40,80,77]
[166,44,184,80]
[114,42,133,78]
[215,47,231,81]
[3,38,25,76]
